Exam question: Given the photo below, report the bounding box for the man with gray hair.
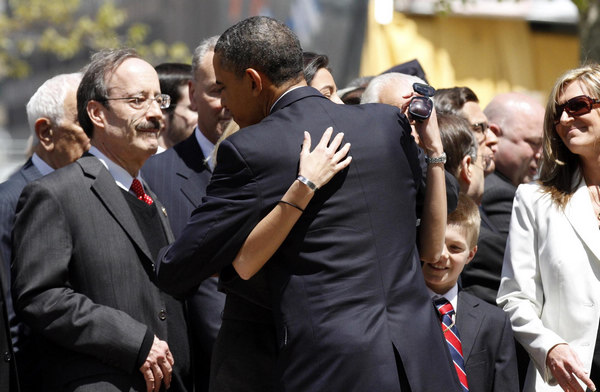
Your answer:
[0,72,89,391]
[142,36,228,392]
[12,49,191,391]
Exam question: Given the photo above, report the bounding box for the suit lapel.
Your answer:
[174,134,211,208]
[78,156,154,263]
[563,178,600,262]
[456,292,483,363]
[145,183,175,244]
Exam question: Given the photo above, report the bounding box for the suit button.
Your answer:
[3,351,11,362]
[159,309,167,320]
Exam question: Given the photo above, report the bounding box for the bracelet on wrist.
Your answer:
[425,152,447,165]
[297,175,318,191]
[278,200,304,212]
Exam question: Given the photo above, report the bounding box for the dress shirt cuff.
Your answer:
[135,328,154,371]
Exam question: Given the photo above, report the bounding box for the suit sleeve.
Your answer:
[492,312,519,392]
[156,138,262,296]
[496,185,566,384]
[11,181,149,373]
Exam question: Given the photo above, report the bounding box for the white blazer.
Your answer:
[497,179,600,392]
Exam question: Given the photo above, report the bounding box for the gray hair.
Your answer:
[26,72,82,141]
[192,36,219,75]
[361,72,425,104]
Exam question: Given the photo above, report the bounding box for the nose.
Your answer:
[485,127,499,153]
[146,98,163,119]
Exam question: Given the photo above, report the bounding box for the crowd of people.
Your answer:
[0,14,598,392]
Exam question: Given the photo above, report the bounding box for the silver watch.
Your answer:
[425,152,447,165]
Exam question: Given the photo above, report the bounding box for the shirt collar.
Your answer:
[31,152,54,176]
[269,85,304,114]
[88,146,145,192]
[194,127,216,172]
[427,283,459,313]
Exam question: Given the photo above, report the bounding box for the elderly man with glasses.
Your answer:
[11,48,191,392]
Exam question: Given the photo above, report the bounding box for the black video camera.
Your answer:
[408,83,436,121]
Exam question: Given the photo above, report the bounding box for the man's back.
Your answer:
[159,87,459,391]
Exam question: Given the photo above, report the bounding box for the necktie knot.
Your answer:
[434,297,455,318]
[130,178,153,205]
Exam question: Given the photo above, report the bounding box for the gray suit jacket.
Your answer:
[11,155,190,391]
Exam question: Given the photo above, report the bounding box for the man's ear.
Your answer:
[87,100,106,130]
[466,245,478,264]
[34,118,54,151]
[489,123,501,137]
[245,68,263,97]
[459,155,473,185]
[188,80,198,112]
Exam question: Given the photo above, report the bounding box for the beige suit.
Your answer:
[497,178,600,391]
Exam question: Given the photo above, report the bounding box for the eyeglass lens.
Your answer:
[556,95,597,120]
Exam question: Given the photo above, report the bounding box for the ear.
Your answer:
[489,123,501,137]
[87,100,106,131]
[459,155,473,185]
[188,80,198,112]
[245,68,263,97]
[34,118,54,151]
[466,245,478,264]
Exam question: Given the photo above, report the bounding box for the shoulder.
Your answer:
[514,182,552,211]
[460,291,508,322]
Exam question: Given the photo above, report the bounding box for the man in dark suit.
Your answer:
[11,49,191,391]
[157,16,460,391]
[143,36,228,392]
[0,72,89,391]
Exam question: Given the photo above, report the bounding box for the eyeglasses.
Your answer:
[101,94,171,110]
[555,95,600,122]
[472,122,489,134]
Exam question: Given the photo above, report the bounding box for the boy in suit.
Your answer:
[422,194,519,392]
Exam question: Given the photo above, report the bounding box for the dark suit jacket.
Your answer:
[157,87,461,391]
[0,252,18,392]
[11,155,190,391]
[143,133,225,391]
[457,291,519,392]
[481,171,517,237]
[0,159,42,335]
[462,172,515,305]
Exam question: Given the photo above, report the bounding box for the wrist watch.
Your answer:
[425,152,447,165]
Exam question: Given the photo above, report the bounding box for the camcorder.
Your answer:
[408,83,436,121]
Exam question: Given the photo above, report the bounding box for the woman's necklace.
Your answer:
[588,185,600,221]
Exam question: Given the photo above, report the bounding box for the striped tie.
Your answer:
[434,297,469,391]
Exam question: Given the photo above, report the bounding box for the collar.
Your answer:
[31,152,54,176]
[269,86,305,114]
[194,127,216,172]
[88,146,145,192]
[427,284,459,314]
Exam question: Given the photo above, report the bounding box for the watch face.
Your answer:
[408,96,433,121]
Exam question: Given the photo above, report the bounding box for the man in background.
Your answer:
[143,36,229,392]
[0,72,89,391]
[154,63,197,152]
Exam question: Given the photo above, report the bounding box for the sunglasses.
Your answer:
[555,95,600,122]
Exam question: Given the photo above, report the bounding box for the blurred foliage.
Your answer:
[0,0,192,80]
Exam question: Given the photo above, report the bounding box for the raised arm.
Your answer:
[233,127,351,279]
[413,106,447,262]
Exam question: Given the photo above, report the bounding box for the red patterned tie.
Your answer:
[130,178,153,205]
[434,297,469,391]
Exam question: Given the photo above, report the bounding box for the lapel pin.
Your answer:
[161,207,168,217]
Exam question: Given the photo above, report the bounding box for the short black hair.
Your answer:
[77,48,141,138]
[155,63,192,112]
[302,52,330,86]
[214,16,304,87]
